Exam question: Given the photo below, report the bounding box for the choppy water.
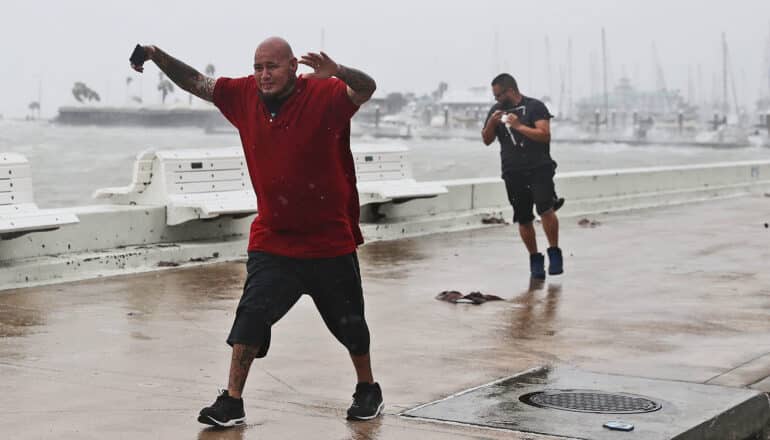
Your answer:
[1,119,767,208]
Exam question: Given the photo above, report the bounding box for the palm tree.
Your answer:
[157,73,174,104]
[28,101,40,119]
[191,64,216,106]
[72,82,101,103]
[125,77,133,103]
[432,82,448,101]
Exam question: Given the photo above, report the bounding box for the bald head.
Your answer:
[253,36,298,97]
[255,37,294,60]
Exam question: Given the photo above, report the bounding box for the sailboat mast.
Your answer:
[545,36,553,99]
[765,29,770,100]
[652,42,670,113]
[38,79,42,118]
[601,28,609,122]
[722,32,728,115]
[697,64,704,111]
[494,31,500,74]
[567,37,573,118]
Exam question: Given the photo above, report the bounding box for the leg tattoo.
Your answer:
[228,344,260,398]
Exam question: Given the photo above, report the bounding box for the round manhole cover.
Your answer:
[520,390,661,414]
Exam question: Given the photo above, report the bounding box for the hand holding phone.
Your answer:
[130,44,151,73]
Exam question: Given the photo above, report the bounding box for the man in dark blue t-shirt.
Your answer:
[481,73,564,279]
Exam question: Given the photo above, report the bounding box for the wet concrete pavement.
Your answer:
[1,195,769,439]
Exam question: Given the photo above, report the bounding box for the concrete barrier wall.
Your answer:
[2,160,769,290]
[561,161,770,200]
[373,160,770,222]
[0,205,253,262]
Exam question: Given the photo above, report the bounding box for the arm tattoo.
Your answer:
[336,65,376,104]
[152,47,215,102]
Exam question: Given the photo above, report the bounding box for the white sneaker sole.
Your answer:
[201,415,246,427]
[348,401,384,421]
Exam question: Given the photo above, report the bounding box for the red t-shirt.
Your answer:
[213,75,363,258]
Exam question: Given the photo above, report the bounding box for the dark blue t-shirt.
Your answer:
[485,95,553,173]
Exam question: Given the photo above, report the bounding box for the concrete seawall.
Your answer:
[361,160,770,240]
[2,160,769,290]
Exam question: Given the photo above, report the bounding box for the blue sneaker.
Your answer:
[547,247,563,275]
[530,253,546,279]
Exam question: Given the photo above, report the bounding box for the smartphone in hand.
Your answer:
[129,44,148,67]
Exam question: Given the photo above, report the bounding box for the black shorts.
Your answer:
[227,251,370,358]
[503,163,556,224]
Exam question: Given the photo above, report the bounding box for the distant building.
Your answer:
[436,86,492,129]
[576,77,697,124]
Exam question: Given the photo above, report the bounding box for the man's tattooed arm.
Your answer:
[150,46,215,102]
[335,65,376,106]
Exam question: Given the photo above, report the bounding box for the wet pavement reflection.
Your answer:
[198,424,250,440]
[345,418,383,440]
[358,238,428,277]
[509,280,562,340]
[0,301,45,338]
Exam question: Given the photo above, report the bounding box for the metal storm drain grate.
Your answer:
[521,390,662,414]
[401,368,760,437]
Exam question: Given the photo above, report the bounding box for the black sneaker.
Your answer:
[198,389,246,427]
[347,382,384,421]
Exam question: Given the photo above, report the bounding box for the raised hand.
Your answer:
[298,51,340,79]
[128,45,215,102]
[130,44,156,73]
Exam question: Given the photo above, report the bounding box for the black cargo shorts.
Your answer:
[227,251,370,358]
[502,163,556,224]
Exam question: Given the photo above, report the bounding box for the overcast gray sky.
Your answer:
[1,0,768,117]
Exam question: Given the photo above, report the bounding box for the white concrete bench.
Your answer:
[353,144,447,205]
[94,145,445,225]
[94,147,256,225]
[94,149,156,201]
[0,153,79,239]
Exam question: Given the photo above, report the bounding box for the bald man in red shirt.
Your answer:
[131,37,383,427]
